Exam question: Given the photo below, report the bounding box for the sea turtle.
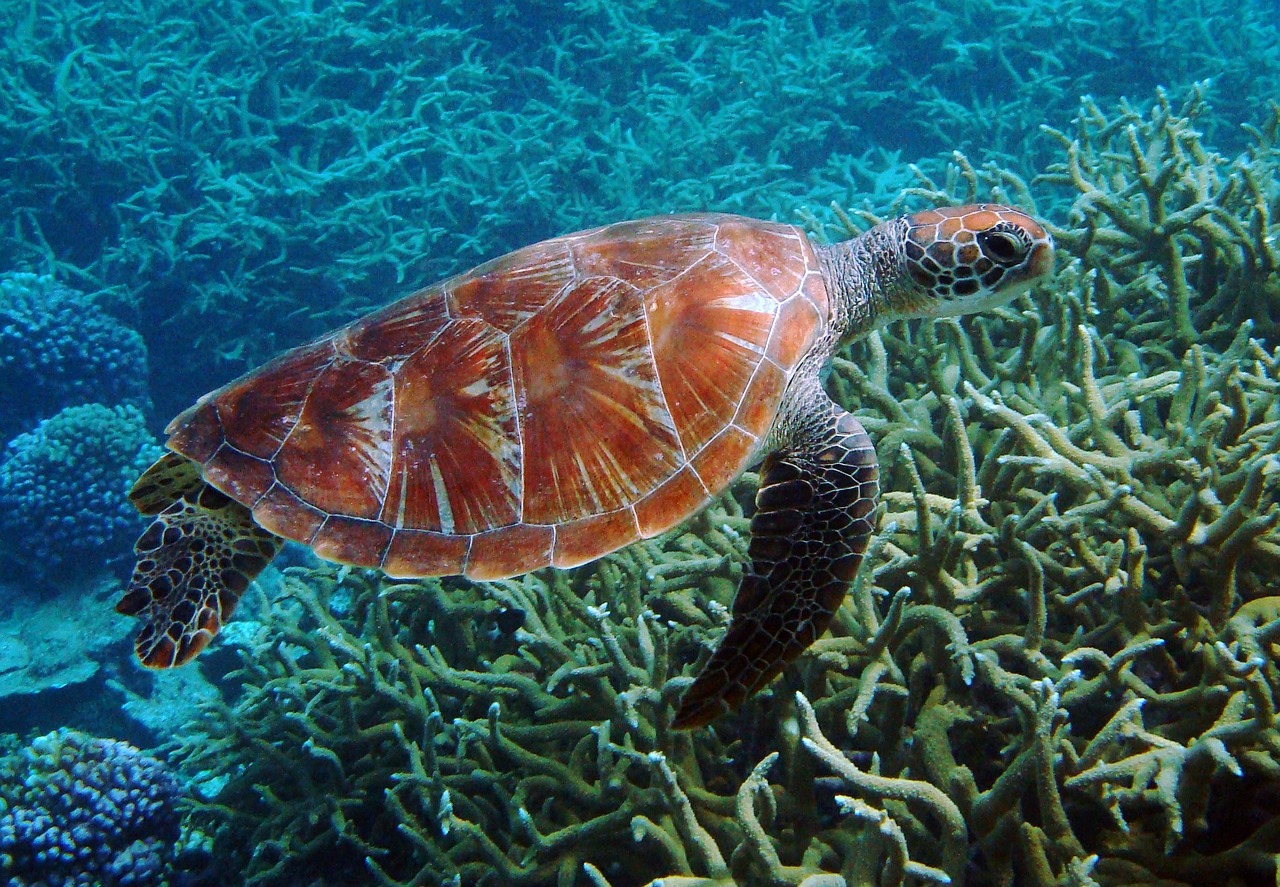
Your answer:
[117,204,1053,728]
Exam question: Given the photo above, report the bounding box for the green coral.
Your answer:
[172,513,746,884]
[0,2,1274,879]
[161,90,1280,887]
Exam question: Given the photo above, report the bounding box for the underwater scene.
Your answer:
[2,0,1280,885]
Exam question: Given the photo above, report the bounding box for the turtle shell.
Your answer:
[166,214,829,580]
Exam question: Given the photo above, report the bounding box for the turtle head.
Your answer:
[895,203,1054,319]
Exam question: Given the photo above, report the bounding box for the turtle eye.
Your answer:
[978,229,1027,265]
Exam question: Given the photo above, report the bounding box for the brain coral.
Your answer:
[0,273,149,441]
[0,403,160,582]
[0,729,183,887]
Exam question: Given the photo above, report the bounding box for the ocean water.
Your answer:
[1,1,1279,885]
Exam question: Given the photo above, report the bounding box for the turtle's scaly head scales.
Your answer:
[902,203,1054,316]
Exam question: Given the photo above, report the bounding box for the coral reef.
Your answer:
[0,3,1275,881]
[1038,87,1280,348]
[0,1,1274,422]
[166,91,1280,886]
[0,274,148,441]
[0,729,183,886]
[0,403,161,583]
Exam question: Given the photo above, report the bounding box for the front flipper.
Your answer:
[115,482,283,668]
[128,450,206,515]
[673,400,879,729]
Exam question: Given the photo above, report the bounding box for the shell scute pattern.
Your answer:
[713,218,811,302]
[253,481,326,542]
[275,356,394,519]
[168,214,829,578]
[339,286,453,362]
[381,318,521,535]
[571,216,719,291]
[445,240,574,333]
[311,515,393,566]
[510,273,679,526]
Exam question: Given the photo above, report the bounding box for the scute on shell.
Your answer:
[165,214,830,577]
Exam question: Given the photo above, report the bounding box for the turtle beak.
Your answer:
[1027,233,1055,280]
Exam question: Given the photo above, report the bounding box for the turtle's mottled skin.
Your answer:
[118,204,1053,729]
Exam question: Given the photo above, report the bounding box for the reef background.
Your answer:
[1,1,1278,885]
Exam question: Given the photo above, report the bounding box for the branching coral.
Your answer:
[4,0,1275,423]
[170,524,744,885]
[0,0,884,388]
[1039,86,1280,348]
[794,89,1280,886]
[163,89,1280,887]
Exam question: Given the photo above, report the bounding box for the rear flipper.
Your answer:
[672,402,879,729]
[116,481,282,668]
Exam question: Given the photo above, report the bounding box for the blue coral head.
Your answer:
[0,729,184,885]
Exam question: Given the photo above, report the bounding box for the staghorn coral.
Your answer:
[884,0,1279,166]
[168,511,749,885]
[0,729,183,887]
[2,0,1275,426]
[0,0,883,391]
[163,90,1280,887]
[0,403,161,584]
[1038,86,1280,348]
